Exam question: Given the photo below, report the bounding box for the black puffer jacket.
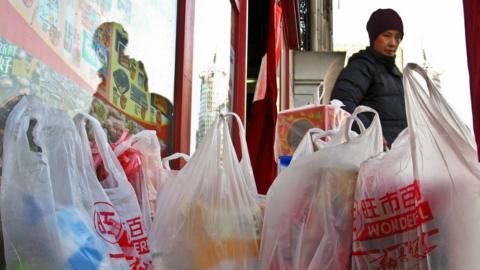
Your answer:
[331,47,407,146]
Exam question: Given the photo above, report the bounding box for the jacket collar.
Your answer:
[366,46,402,77]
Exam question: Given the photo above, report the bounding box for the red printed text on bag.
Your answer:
[352,180,440,267]
[352,180,436,241]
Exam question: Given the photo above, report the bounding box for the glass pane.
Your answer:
[191,0,233,152]
[0,0,177,160]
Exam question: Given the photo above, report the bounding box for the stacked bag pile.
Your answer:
[260,106,383,270]
[258,63,480,270]
[351,64,480,269]
[1,64,480,270]
[0,96,262,270]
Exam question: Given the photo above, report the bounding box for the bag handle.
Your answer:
[8,100,36,155]
[113,130,159,156]
[345,105,380,142]
[313,129,340,142]
[162,153,190,170]
[221,112,250,162]
[74,112,129,189]
[220,112,258,194]
[404,63,475,147]
[304,127,338,143]
[3,96,46,168]
[291,127,338,161]
[313,82,325,105]
[404,64,477,176]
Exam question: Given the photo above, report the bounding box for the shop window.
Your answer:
[191,0,233,152]
[0,0,178,165]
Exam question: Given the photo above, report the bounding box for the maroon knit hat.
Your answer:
[366,8,404,45]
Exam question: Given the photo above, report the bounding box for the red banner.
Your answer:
[246,0,283,194]
[463,0,480,160]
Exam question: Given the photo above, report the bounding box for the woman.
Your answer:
[331,8,406,147]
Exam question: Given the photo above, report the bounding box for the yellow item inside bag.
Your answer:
[149,114,263,270]
[190,204,260,270]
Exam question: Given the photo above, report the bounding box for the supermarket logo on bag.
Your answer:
[357,201,433,241]
[93,201,124,244]
[353,180,435,241]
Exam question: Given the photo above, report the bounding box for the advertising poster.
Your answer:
[0,37,93,179]
[0,1,176,266]
[7,0,104,90]
[0,33,174,182]
[6,0,178,102]
[92,22,173,154]
[0,1,174,154]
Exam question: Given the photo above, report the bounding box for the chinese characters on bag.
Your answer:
[352,180,439,269]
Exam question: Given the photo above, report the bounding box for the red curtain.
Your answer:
[246,0,282,194]
[463,0,480,159]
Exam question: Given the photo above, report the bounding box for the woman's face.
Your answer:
[373,29,402,56]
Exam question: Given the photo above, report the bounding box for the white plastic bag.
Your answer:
[291,128,337,163]
[149,112,262,270]
[113,130,162,232]
[274,101,350,162]
[160,152,191,188]
[290,116,366,165]
[156,152,191,201]
[259,106,383,270]
[162,153,190,170]
[351,64,480,269]
[75,113,152,269]
[1,96,111,270]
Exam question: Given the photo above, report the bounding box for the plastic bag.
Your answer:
[75,113,152,269]
[157,152,191,201]
[113,130,161,232]
[146,152,190,244]
[291,127,338,163]
[72,119,141,270]
[162,152,190,170]
[1,96,110,270]
[93,130,134,183]
[351,64,480,269]
[149,112,262,270]
[259,106,383,270]
[160,152,191,187]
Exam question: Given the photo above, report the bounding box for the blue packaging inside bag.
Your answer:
[56,209,106,270]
